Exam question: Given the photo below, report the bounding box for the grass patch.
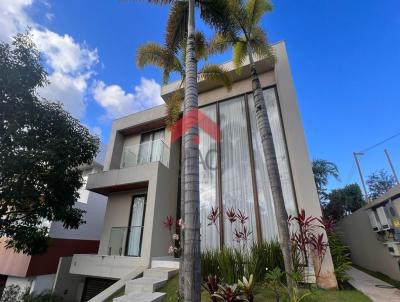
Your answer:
[160,276,371,301]
[352,264,400,288]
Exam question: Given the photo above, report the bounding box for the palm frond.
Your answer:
[249,26,276,64]
[165,90,183,128]
[209,32,239,55]
[198,0,236,35]
[166,1,188,52]
[245,0,272,32]
[194,31,208,61]
[233,40,248,70]
[136,43,183,84]
[198,64,232,91]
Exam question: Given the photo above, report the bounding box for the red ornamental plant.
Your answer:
[207,206,252,249]
[207,206,220,228]
[288,209,330,283]
[162,215,181,257]
[163,215,174,231]
[226,207,237,224]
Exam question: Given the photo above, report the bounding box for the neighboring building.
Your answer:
[337,184,400,280]
[70,41,336,300]
[0,163,107,300]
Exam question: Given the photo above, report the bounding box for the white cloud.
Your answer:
[37,72,89,118]
[0,0,33,42]
[93,78,164,119]
[31,28,98,74]
[0,0,99,121]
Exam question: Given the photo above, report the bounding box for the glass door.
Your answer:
[138,129,165,164]
[125,195,146,256]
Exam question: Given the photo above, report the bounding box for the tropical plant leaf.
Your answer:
[136,43,183,84]
[209,32,239,55]
[249,26,275,64]
[245,0,272,32]
[233,40,247,70]
[198,0,234,35]
[194,31,208,60]
[165,90,183,128]
[198,64,232,91]
[166,1,188,52]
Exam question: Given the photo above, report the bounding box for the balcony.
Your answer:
[120,139,169,169]
[108,226,143,257]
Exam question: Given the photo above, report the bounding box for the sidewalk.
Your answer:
[348,267,400,302]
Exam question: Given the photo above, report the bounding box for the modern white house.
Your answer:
[0,162,107,301]
[69,41,337,301]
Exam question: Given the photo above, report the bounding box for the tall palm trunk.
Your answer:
[248,51,294,291]
[183,0,201,301]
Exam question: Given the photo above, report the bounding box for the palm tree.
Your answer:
[137,31,231,301]
[209,0,294,290]
[135,1,228,300]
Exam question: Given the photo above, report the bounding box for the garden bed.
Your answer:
[160,276,372,302]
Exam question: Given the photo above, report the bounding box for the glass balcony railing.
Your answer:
[120,139,170,168]
[107,226,144,257]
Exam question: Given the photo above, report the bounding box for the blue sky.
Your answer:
[1,0,400,191]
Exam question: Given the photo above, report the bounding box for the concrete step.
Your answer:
[151,257,180,269]
[125,277,167,294]
[144,267,178,280]
[114,292,166,302]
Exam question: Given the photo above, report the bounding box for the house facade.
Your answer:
[70,41,336,299]
[0,163,107,300]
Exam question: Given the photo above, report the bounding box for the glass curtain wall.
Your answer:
[198,87,297,249]
[248,89,297,242]
[199,105,219,250]
[219,97,257,247]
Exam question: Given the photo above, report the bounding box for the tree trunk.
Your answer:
[179,138,185,297]
[183,0,201,301]
[248,52,294,291]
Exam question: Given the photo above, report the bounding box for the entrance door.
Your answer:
[125,195,146,256]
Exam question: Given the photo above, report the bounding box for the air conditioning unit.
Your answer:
[376,206,393,230]
[384,242,400,257]
[368,210,381,232]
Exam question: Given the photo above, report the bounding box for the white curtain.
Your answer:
[138,133,152,164]
[151,129,165,162]
[248,88,297,242]
[220,97,256,247]
[199,105,220,250]
[127,196,145,256]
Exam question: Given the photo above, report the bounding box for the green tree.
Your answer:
[366,169,396,200]
[0,33,99,255]
[324,184,365,220]
[312,159,340,203]
[209,0,294,289]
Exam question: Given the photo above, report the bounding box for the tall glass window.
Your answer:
[198,88,297,249]
[248,89,297,242]
[219,97,256,247]
[199,104,219,250]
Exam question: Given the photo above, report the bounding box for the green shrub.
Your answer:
[201,241,284,284]
[328,233,351,288]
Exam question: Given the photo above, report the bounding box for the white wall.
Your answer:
[49,167,107,241]
[53,257,86,302]
[31,274,56,294]
[49,190,107,241]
